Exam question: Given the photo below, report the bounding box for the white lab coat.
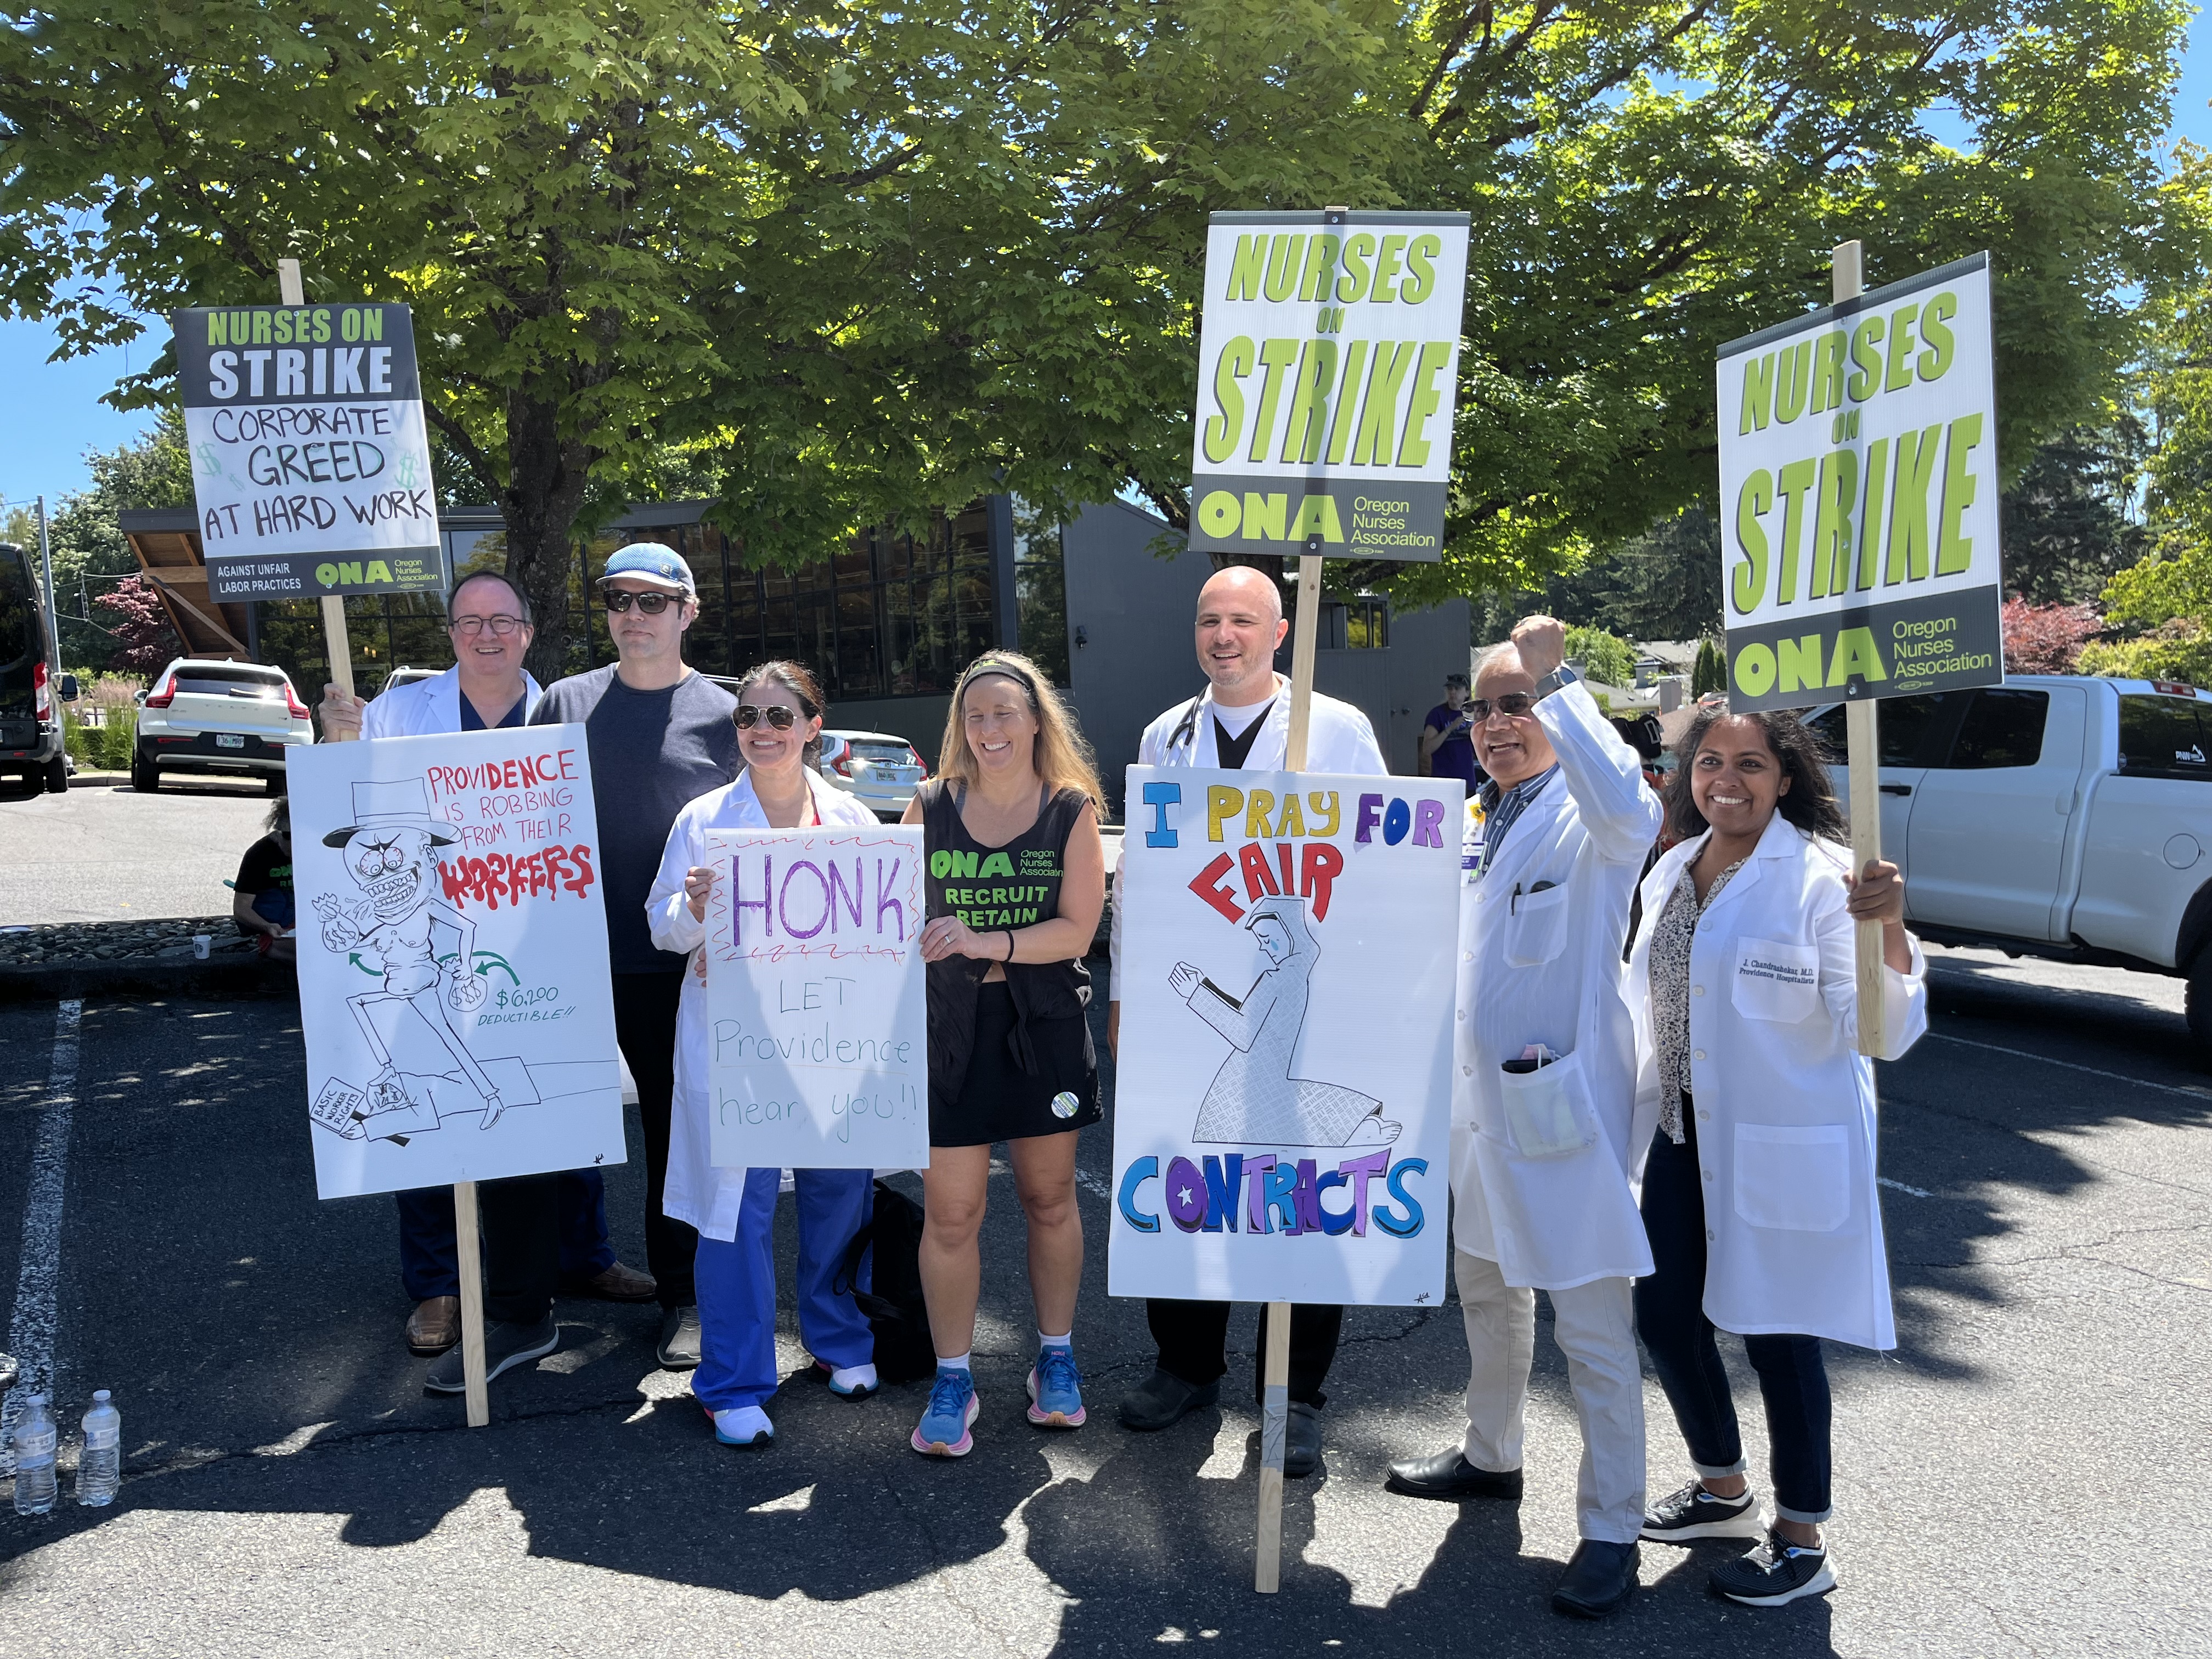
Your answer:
[361,665,543,739]
[1452,681,1663,1290]
[1624,813,1928,1351]
[1110,675,1386,996]
[645,768,879,1242]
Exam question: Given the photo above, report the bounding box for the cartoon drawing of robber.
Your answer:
[313,778,507,1139]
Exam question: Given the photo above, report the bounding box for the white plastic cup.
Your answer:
[191,935,211,960]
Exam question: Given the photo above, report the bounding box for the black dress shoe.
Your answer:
[1552,1538,1640,1619]
[1118,1367,1221,1431]
[1385,1448,1525,1501]
[1284,1402,1323,1479]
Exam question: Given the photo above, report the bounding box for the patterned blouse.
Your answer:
[1650,855,1747,1143]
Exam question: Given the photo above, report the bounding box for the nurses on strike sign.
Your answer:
[1716,253,2005,710]
[1187,209,1471,563]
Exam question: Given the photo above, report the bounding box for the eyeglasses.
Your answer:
[448,614,524,637]
[1467,693,1537,720]
[735,704,799,730]
[604,589,680,614]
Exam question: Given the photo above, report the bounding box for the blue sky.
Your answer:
[3,23,2210,512]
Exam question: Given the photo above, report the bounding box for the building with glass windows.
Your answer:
[121,495,1469,806]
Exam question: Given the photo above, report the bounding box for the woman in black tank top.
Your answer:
[898,652,1107,1457]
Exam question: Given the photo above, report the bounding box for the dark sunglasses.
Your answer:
[604,589,679,614]
[1467,693,1537,720]
[735,704,799,730]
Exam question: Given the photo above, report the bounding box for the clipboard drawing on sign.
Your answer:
[1170,896,1400,1148]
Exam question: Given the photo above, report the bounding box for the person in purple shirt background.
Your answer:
[1420,672,1485,792]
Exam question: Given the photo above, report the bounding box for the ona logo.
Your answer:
[317,560,396,589]
[1051,1091,1080,1120]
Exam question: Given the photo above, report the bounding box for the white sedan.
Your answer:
[819,729,929,820]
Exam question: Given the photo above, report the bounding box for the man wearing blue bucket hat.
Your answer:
[532,541,742,1369]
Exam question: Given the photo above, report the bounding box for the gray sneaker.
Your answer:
[657,1305,703,1370]
[424,1315,558,1394]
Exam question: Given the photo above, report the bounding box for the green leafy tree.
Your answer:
[2000,425,2148,604]
[1692,637,1726,697]
[1563,625,1637,689]
[1,0,2196,676]
[2086,153,2212,680]
[37,414,193,669]
[0,0,1387,681]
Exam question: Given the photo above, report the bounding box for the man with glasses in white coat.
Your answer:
[319,570,655,1367]
[1108,564,1387,1479]
[1381,615,1662,1621]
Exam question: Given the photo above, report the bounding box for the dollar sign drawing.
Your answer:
[394,454,419,489]
[197,443,223,476]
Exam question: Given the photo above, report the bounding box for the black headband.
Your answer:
[958,657,1040,701]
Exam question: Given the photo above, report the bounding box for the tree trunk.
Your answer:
[500,390,597,686]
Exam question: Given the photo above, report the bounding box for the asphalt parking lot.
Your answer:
[0,770,272,927]
[0,933,2205,1657]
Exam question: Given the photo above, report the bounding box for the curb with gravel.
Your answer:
[0,916,297,1003]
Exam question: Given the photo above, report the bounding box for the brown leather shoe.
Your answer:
[565,1260,658,1303]
[406,1296,460,1356]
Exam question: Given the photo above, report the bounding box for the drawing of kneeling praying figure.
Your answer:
[313,778,506,1141]
[1171,895,1401,1147]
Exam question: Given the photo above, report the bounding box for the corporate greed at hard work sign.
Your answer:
[1109,769,1457,1307]
[1188,210,1470,562]
[175,302,447,601]
[1717,254,2004,711]
[704,827,929,1171]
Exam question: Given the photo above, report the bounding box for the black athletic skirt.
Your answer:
[930,982,1101,1148]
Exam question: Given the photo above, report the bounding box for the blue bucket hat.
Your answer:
[597,541,695,596]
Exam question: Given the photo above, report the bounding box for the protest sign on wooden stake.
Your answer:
[1716,242,2004,1051]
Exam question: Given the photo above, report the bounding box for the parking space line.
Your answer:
[1924,1031,2212,1102]
[2,997,82,1471]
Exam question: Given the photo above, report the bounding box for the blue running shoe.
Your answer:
[911,1368,979,1457]
[1026,1345,1086,1429]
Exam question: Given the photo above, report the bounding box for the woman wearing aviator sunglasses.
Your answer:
[644,661,885,1448]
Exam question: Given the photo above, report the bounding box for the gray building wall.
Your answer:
[1054,497,1473,808]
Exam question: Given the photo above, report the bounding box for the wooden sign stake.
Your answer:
[276,255,487,1425]
[1831,242,1887,1058]
[1254,543,1325,1594]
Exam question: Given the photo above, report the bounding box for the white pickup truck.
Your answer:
[1806,675,2212,1049]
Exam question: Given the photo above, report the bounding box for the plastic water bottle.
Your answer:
[10,1395,58,1515]
[76,1391,120,1507]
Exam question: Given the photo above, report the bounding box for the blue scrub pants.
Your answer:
[396,1170,616,1300]
[693,1166,874,1412]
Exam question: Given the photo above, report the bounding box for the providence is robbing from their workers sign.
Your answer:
[1716,253,2006,711]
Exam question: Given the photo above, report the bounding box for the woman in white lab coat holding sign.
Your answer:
[1624,707,1926,1610]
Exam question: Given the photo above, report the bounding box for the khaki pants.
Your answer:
[1455,1248,1646,1545]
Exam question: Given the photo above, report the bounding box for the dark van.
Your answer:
[0,540,74,793]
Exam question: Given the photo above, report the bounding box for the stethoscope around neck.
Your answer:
[1163,691,1278,764]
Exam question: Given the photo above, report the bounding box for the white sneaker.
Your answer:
[709,1405,774,1447]
[815,1359,879,1400]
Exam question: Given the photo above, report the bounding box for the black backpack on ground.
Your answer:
[834,1178,936,1385]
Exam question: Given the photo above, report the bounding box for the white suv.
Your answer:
[133,658,314,793]
[820,729,929,820]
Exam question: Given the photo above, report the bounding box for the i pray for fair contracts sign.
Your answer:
[1718,253,2004,709]
[175,301,448,601]
[1109,769,1458,1307]
[1188,210,1470,562]
[289,727,625,1200]
[704,827,929,1171]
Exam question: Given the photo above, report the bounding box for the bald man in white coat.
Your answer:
[1384,616,1663,1621]
[1108,565,1387,1479]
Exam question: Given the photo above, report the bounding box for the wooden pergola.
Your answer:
[116,509,251,659]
